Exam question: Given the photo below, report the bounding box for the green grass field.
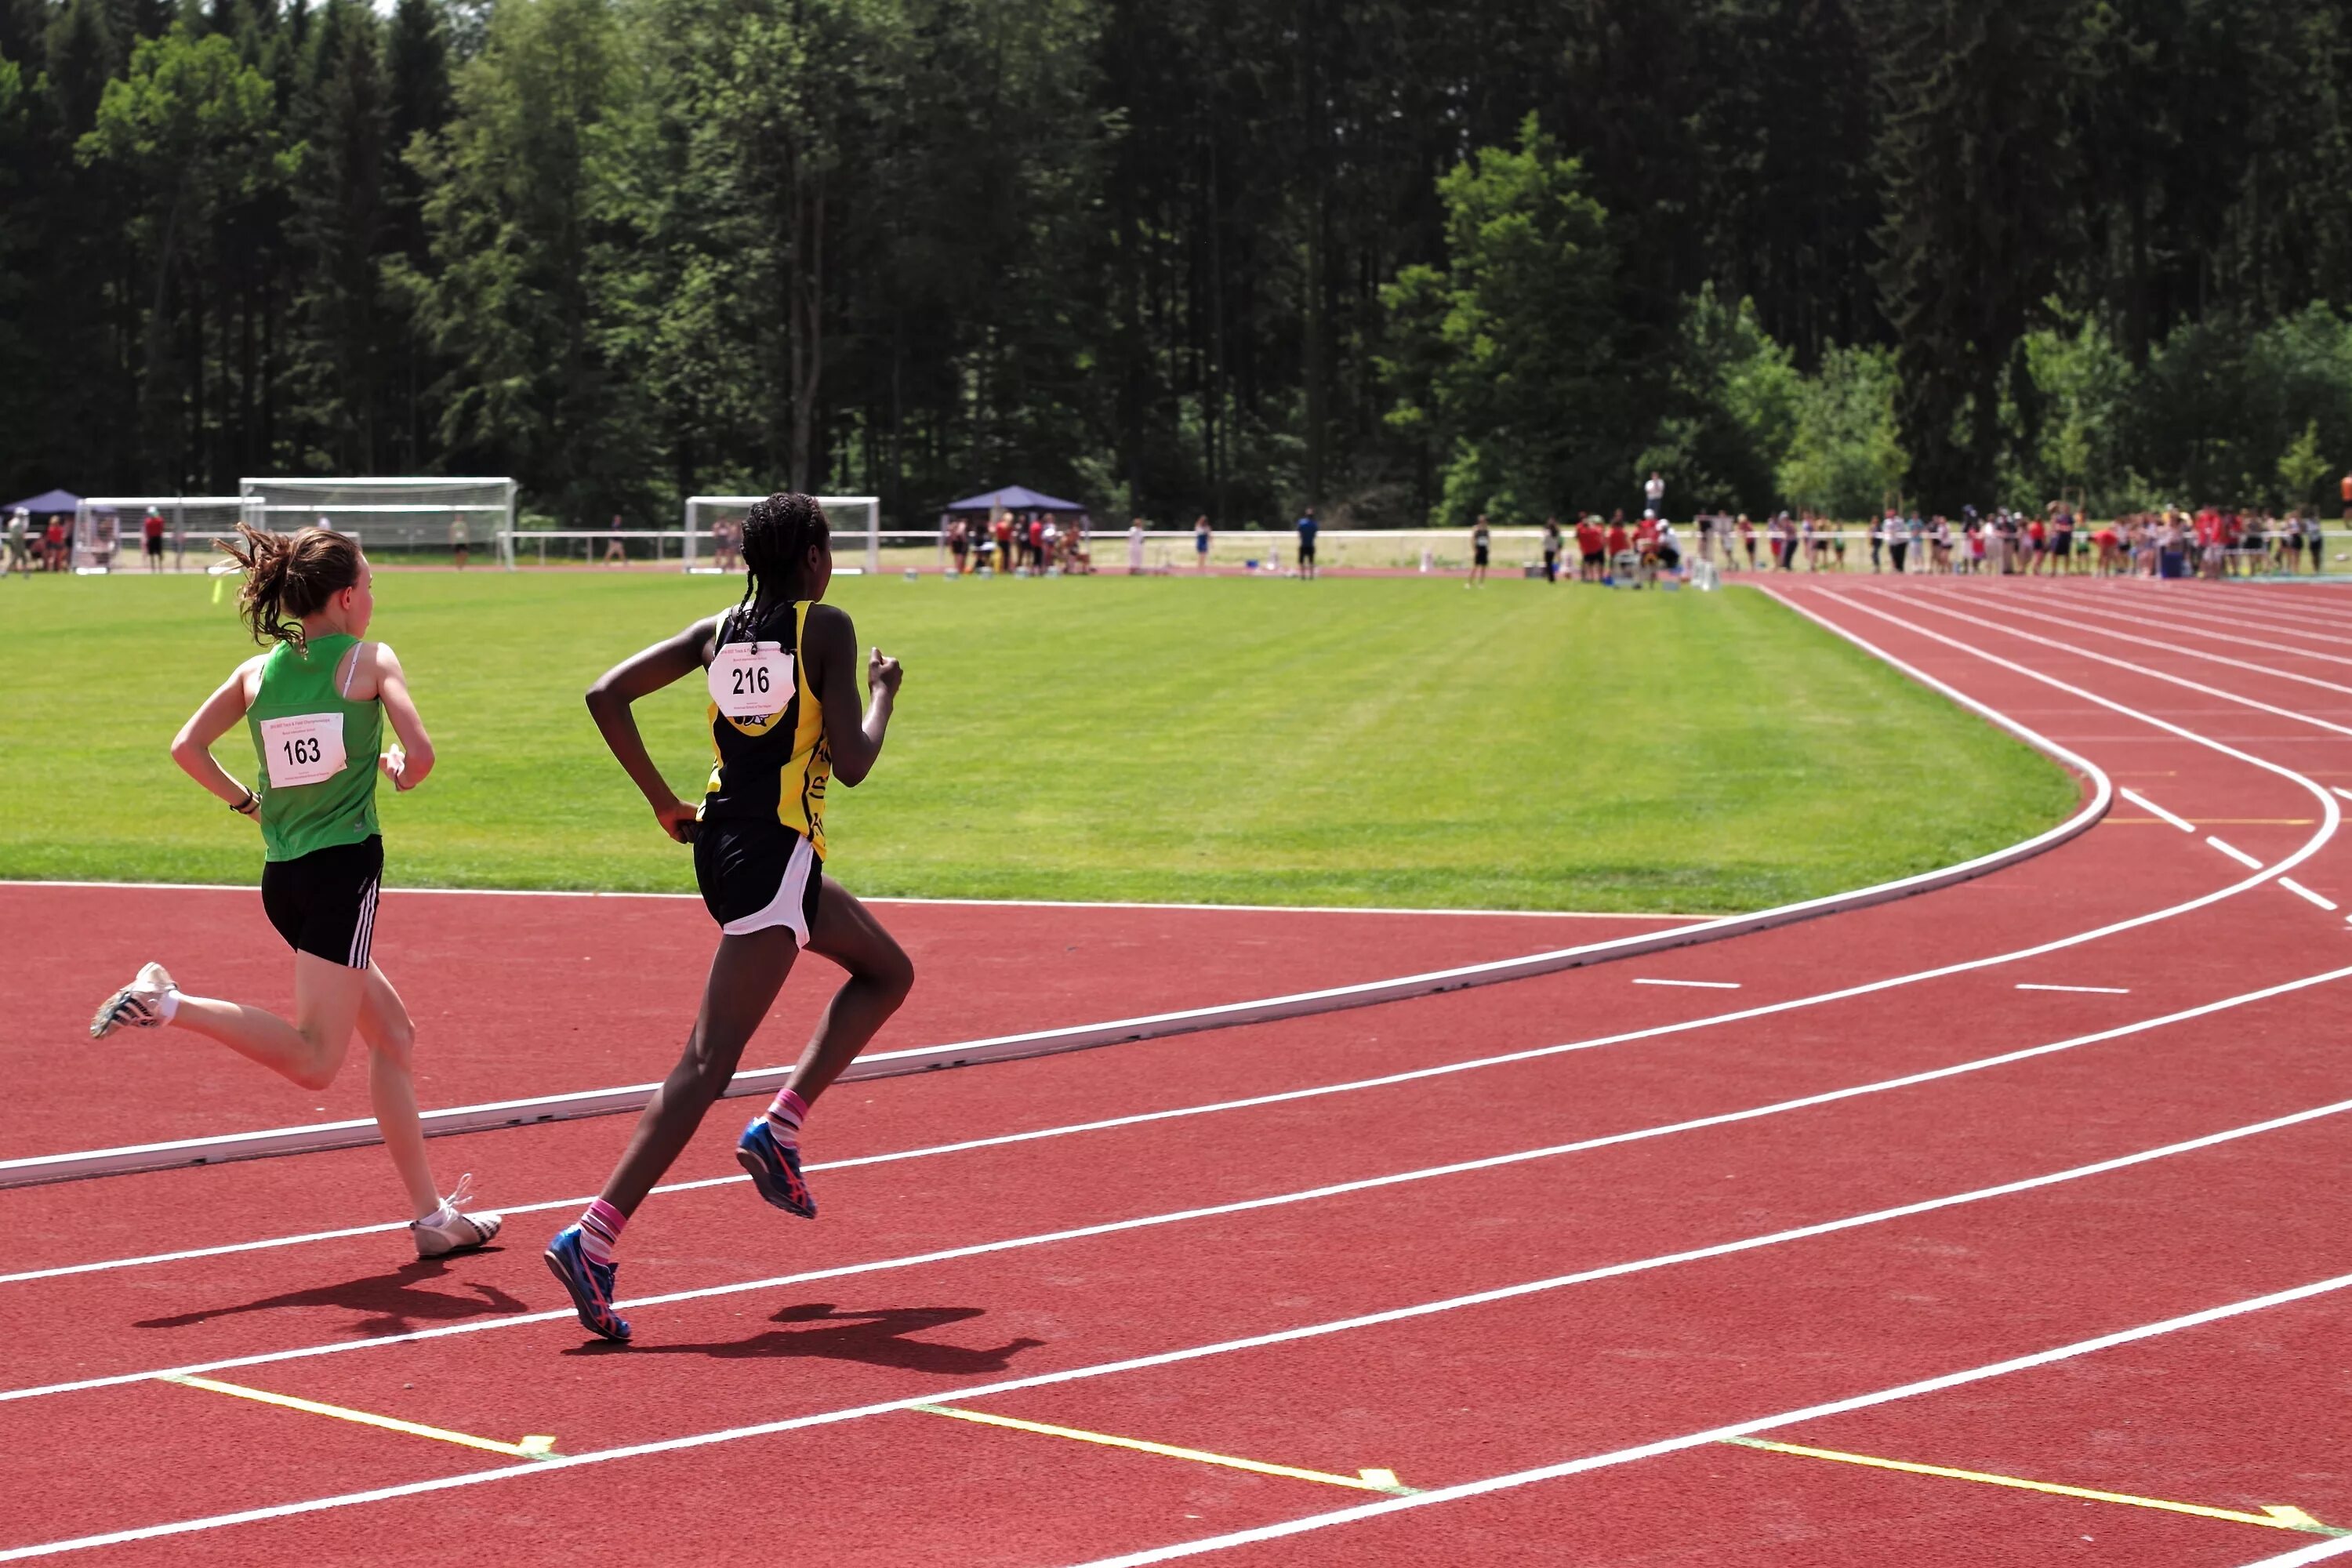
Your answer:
[0,571,2076,911]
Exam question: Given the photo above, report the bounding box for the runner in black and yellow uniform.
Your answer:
[547,492,913,1341]
[89,524,501,1259]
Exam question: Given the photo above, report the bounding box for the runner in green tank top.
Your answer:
[89,524,501,1258]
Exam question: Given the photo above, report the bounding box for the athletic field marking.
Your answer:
[2336,788,2352,804]
[11,1116,2352,1564]
[2281,879,2339,912]
[9,965,2350,1404]
[1719,1436,2347,1537]
[10,608,2325,1283]
[1631,978,1741,989]
[2108,817,2315,826]
[158,1374,557,1461]
[1055,1265,2352,1568]
[906,1404,1417,1495]
[2239,1530,2352,1566]
[2209,836,2267,869]
[1949,589,2352,699]
[2013,591,2352,672]
[2131,787,2222,833]
[0,879,1694,922]
[2014,983,2131,994]
[2038,587,2352,652]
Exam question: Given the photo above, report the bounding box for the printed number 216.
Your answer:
[732,666,771,697]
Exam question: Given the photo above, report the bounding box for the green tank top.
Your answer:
[245,635,383,862]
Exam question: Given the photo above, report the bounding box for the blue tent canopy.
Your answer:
[943,485,1084,514]
[6,489,79,515]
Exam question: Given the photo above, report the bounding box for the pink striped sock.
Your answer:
[579,1198,626,1265]
[764,1087,809,1147]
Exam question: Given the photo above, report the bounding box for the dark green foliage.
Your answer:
[9,0,2352,518]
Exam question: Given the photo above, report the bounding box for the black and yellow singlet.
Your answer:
[699,600,830,855]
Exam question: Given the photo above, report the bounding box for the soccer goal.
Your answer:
[72,495,245,572]
[239,477,519,568]
[683,495,880,575]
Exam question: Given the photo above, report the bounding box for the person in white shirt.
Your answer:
[1127,518,1146,574]
[1644,470,1665,514]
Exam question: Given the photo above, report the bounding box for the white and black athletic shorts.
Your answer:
[694,818,823,946]
[260,836,383,969]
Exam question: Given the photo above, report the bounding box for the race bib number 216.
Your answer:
[709,641,793,719]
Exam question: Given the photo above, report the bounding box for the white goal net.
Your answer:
[684,495,880,575]
[72,495,245,572]
[239,477,518,568]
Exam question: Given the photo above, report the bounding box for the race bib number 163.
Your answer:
[259,712,347,789]
[709,641,793,719]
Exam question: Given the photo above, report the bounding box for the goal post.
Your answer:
[239,477,520,568]
[72,496,245,572]
[683,495,880,575]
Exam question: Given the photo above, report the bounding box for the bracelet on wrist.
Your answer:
[230,789,259,815]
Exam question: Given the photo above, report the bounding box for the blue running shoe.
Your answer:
[544,1225,631,1341]
[735,1117,816,1218]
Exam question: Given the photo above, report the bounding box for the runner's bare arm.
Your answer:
[372,643,434,791]
[804,603,898,786]
[586,615,721,840]
[170,656,264,811]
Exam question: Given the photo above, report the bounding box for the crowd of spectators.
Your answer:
[944,511,1094,574]
[1680,505,2332,579]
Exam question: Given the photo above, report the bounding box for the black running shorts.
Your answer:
[260,836,384,969]
[695,818,823,946]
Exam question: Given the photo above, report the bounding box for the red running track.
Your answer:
[5,575,2352,1567]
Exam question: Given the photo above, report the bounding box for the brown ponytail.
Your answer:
[217,523,364,650]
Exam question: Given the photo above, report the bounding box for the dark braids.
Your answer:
[731,492,829,634]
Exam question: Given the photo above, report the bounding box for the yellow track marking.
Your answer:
[1722,1437,2347,1536]
[159,1374,557,1461]
[907,1403,1417,1494]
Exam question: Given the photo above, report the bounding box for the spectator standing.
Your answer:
[1605,513,1632,580]
[1576,514,1605,583]
[143,506,166,572]
[603,514,629,567]
[1643,470,1665,516]
[1542,516,1562,583]
[42,511,67,571]
[1294,506,1319,579]
[1127,517,1146,574]
[1468,514,1491,586]
[2307,510,2327,573]
[5,507,28,577]
[1193,514,1211,572]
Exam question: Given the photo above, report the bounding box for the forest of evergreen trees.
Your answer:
[6,0,2352,527]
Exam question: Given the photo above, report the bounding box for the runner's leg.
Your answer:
[781,880,916,1111]
[357,964,444,1220]
[595,927,799,1214]
[168,952,368,1091]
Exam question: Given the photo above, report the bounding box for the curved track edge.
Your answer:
[0,586,2106,1189]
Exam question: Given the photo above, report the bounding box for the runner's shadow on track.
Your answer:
[134,1257,528,1336]
[579,1302,1044,1374]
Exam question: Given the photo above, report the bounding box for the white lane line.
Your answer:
[2019,591,2352,669]
[2035,587,2352,652]
[2014,983,2132,995]
[2119,787,2196,833]
[1063,1260,2352,1568]
[2209,836,2267,870]
[2334,787,2352,804]
[6,1098,2349,1564]
[2238,1531,2352,1567]
[2280,879,2339,912]
[8,962,2347,1405]
[1632,978,1741,989]
[0,590,2307,1287]
[1912,584,2352,704]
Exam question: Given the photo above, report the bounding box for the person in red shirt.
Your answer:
[1603,514,1631,582]
[2195,509,2224,579]
[990,512,1013,572]
[1025,517,1045,571]
[1575,515,1604,583]
[42,514,66,572]
[143,507,166,572]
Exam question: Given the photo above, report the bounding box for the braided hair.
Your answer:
[218,522,364,651]
[731,492,829,632]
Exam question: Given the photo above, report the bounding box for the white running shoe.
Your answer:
[90,961,175,1039]
[411,1172,503,1258]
